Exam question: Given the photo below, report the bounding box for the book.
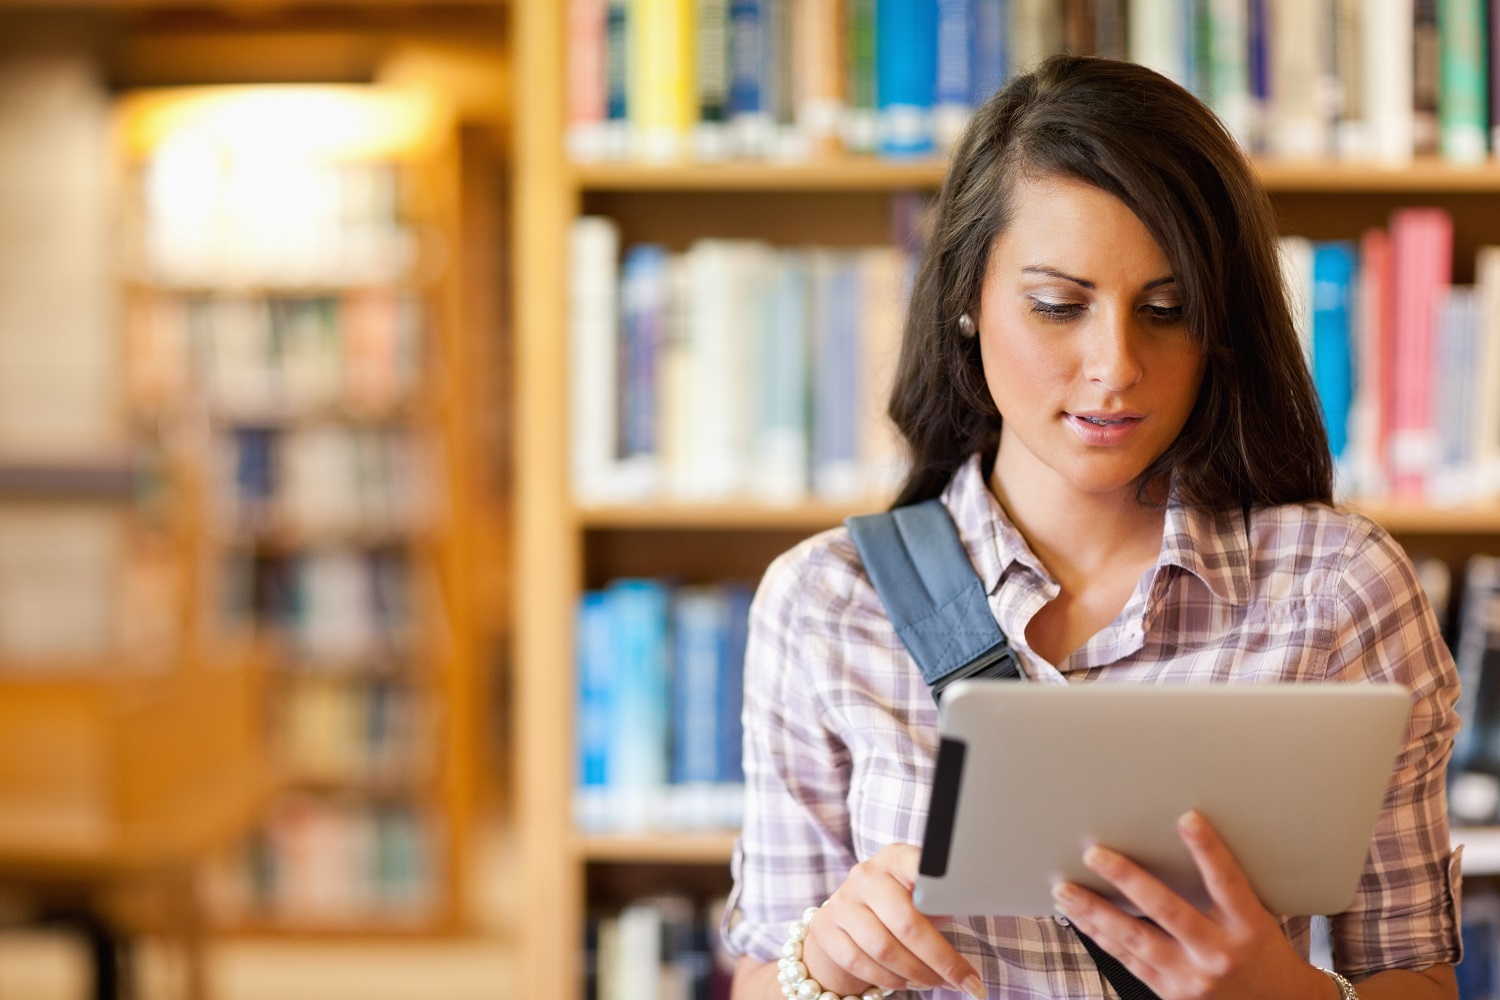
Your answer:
[970,0,1011,108]
[568,0,611,161]
[1431,285,1483,503]
[877,0,937,156]
[619,243,671,499]
[810,251,863,501]
[1458,886,1500,998]
[1414,0,1441,154]
[571,219,624,505]
[842,0,879,152]
[1347,227,1394,499]
[1011,0,1063,77]
[728,0,774,156]
[1388,207,1453,500]
[694,0,731,158]
[1207,0,1254,149]
[575,590,615,832]
[794,0,843,156]
[1475,248,1500,497]
[605,579,672,831]
[1311,241,1356,476]
[606,0,632,159]
[1269,0,1327,157]
[631,0,696,160]
[1439,0,1489,162]
[1363,0,1416,164]
[1453,555,1500,779]
[751,248,810,504]
[1332,0,1367,158]
[935,0,974,150]
[1130,0,1184,88]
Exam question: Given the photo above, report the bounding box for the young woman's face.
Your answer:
[976,174,1206,501]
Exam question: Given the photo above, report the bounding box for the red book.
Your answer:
[1388,207,1454,500]
[1357,226,1393,496]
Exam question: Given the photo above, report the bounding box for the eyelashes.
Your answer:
[1027,299,1185,325]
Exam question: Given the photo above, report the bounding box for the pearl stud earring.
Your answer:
[957,312,977,338]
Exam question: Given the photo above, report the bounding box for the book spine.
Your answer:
[1207,0,1253,149]
[1130,0,1182,85]
[1093,0,1127,60]
[720,583,752,787]
[670,587,726,791]
[1491,0,1500,153]
[795,0,845,155]
[680,240,742,499]
[619,244,670,498]
[1363,0,1415,164]
[858,246,909,498]
[764,0,800,156]
[1011,0,1062,75]
[1388,207,1454,500]
[811,252,863,500]
[935,0,974,151]
[1430,285,1481,501]
[1439,0,1489,162]
[695,0,731,158]
[842,0,879,152]
[728,0,773,156]
[1332,0,1368,158]
[877,0,937,156]
[606,579,672,830]
[631,0,696,160]
[1311,241,1356,469]
[970,0,1011,105]
[606,0,632,158]
[1062,0,1096,55]
[753,249,810,504]
[1270,0,1328,157]
[569,217,622,504]
[568,0,611,161]
[1414,0,1440,154]
[1349,226,1392,500]
[1474,246,1500,495]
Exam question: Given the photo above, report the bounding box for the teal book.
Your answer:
[1440,0,1488,162]
[1311,241,1355,462]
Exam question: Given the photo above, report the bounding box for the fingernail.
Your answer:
[1083,845,1118,874]
[1051,881,1081,907]
[961,973,988,999]
[1179,810,1205,838]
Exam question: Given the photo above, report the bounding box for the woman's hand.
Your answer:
[1049,810,1332,999]
[801,842,988,999]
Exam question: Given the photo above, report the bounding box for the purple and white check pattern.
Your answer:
[722,455,1462,998]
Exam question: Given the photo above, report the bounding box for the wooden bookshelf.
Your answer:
[512,8,1500,1000]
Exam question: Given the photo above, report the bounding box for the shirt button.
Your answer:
[1054,913,1071,927]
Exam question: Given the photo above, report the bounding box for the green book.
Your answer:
[1439,0,1488,162]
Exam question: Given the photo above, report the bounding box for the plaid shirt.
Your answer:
[722,454,1461,997]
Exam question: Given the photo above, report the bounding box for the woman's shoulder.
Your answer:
[1242,500,1416,599]
[759,524,866,608]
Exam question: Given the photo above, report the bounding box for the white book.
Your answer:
[1129,0,1185,89]
[1475,248,1500,496]
[678,240,753,499]
[1269,0,1329,158]
[1208,0,1254,150]
[569,217,622,504]
[1278,236,1315,364]
[659,253,694,497]
[1333,0,1369,159]
[1362,0,1415,164]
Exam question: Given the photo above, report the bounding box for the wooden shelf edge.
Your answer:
[570,155,1500,193]
[1343,501,1500,534]
[575,830,738,864]
[575,499,889,530]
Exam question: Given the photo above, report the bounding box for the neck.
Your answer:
[987,435,1167,588]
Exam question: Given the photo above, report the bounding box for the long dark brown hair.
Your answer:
[889,54,1333,511]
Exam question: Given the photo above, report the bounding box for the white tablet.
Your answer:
[912,681,1412,917]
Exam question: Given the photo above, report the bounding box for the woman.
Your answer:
[720,56,1461,1000]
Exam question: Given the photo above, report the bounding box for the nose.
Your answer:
[1084,308,1145,392]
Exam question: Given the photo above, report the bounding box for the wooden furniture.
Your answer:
[0,648,269,1000]
[508,8,1500,998]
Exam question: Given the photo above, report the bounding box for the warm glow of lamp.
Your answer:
[116,85,448,163]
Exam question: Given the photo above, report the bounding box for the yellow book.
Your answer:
[631,0,696,160]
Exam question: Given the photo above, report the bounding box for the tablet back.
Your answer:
[912,682,1412,917]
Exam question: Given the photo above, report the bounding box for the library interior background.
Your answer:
[9,1,1500,998]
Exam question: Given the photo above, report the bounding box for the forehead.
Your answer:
[987,174,1172,277]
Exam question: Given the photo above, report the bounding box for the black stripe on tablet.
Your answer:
[919,737,967,878]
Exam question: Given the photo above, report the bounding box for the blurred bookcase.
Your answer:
[111,82,492,936]
[512,3,1500,999]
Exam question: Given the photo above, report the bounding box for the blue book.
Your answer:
[619,244,669,469]
[1310,242,1355,461]
[935,0,972,142]
[877,0,938,156]
[605,0,630,129]
[969,0,1009,105]
[574,590,615,830]
[728,0,772,153]
[671,587,727,788]
[234,427,276,526]
[1246,0,1270,115]
[719,583,752,785]
[606,579,672,830]
[1459,890,1500,999]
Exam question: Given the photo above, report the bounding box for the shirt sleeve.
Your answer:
[720,539,859,962]
[1324,519,1462,978]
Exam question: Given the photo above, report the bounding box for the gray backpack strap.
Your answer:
[846,498,1019,700]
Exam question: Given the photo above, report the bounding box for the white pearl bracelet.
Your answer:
[776,904,894,1000]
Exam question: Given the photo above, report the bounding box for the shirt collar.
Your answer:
[1157,496,1253,607]
[940,453,1253,607]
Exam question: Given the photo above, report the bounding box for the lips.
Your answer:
[1065,411,1145,444]
[1069,411,1144,425]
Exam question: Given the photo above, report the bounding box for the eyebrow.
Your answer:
[1021,265,1176,291]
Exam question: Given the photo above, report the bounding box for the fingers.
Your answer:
[815,846,987,999]
[1176,810,1260,920]
[1051,880,1175,986]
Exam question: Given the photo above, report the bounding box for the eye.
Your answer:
[1142,304,1185,324]
[1029,299,1084,321]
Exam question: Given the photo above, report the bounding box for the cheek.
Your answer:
[979,326,1074,404]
